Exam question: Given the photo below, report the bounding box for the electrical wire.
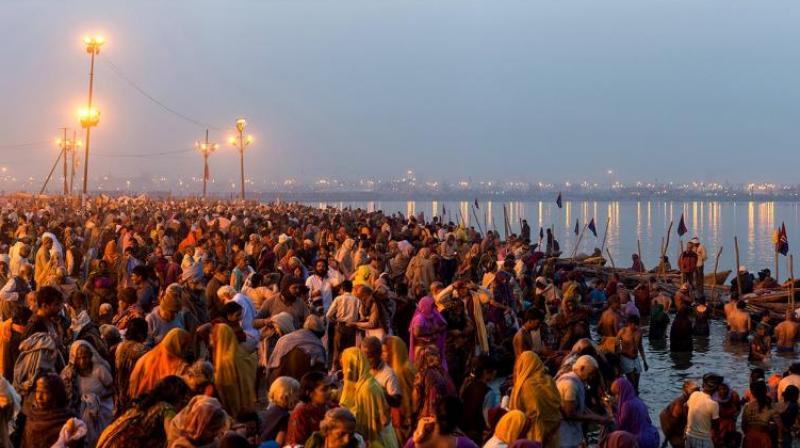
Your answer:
[92,148,195,158]
[102,58,223,131]
[0,141,50,150]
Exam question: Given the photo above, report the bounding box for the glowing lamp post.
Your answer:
[195,129,219,198]
[229,118,252,201]
[81,34,105,196]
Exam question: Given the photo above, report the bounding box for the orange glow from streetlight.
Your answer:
[78,107,100,128]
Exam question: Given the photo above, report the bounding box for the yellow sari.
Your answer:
[128,328,190,398]
[509,351,561,448]
[384,337,416,437]
[494,410,530,445]
[211,324,257,418]
[340,348,398,448]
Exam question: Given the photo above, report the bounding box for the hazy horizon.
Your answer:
[2,0,799,191]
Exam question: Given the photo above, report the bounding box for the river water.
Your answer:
[306,199,800,429]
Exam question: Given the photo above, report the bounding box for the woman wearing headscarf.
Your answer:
[210,323,257,419]
[169,395,230,448]
[97,376,190,448]
[483,410,531,448]
[0,376,20,448]
[128,328,191,398]
[405,248,436,294]
[413,345,457,420]
[610,377,659,448]
[384,336,417,443]
[509,351,561,448]
[21,373,76,448]
[713,382,742,448]
[60,339,114,447]
[408,296,448,367]
[340,347,398,448]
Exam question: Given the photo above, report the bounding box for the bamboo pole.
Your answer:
[572,224,588,259]
[502,204,510,240]
[600,216,611,252]
[637,239,643,272]
[711,246,723,305]
[679,240,684,284]
[734,236,743,299]
[471,204,484,236]
[659,221,674,280]
[790,254,795,310]
[775,250,780,284]
[606,248,616,268]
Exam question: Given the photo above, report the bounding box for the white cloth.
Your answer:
[326,293,361,323]
[778,374,800,402]
[306,274,334,311]
[685,391,719,441]
[371,363,401,398]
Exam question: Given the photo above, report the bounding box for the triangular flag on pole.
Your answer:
[556,193,562,209]
[677,213,688,237]
[588,218,597,237]
[474,198,479,209]
[574,219,580,235]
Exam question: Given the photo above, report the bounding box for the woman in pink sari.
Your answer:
[408,296,447,369]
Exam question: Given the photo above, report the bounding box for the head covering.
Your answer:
[408,296,447,367]
[270,312,295,335]
[494,410,529,444]
[170,395,229,446]
[384,336,416,425]
[339,347,397,448]
[161,288,183,313]
[303,315,325,334]
[573,354,599,373]
[128,328,190,398]
[509,351,561,443]
[211,324,256,418]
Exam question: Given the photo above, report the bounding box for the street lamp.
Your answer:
[81,34,105,197]
[195,129,219,199]
[55,129,82,195]
[229,118,252,201]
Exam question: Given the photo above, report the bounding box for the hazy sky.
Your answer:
[1,0,799,190]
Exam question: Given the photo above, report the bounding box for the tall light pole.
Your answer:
[55,129,82,196]
[195,129,218,199]
[70,130,82,195]
[56,128,69,195]
[229,118,252,201]
[81,34,104,197]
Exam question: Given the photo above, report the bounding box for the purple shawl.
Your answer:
[613,377,659,448]
[408,296,447,367]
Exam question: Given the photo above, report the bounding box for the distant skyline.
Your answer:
[1,0,799,188]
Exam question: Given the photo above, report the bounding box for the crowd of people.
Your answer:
[0,196,795,448]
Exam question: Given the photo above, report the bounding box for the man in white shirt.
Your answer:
[326,280,360,370]
[685,373,721,448]
[778,363,800,401]
[307,258,334,313]
[361,336,401,408]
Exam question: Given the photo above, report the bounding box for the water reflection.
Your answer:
[310,200,799,275]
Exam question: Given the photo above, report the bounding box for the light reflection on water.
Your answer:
[310,200,800,277]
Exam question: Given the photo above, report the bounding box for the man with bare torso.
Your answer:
[727,300,751,342]
[775,312,799,352]
[617,314,648,393]
[652,287,672,314]
[598,295,623,353]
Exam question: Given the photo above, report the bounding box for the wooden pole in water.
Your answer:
[471,204,484,236]
[606,247,616,268]
[637,239,643,271]
[679,239,684,284]
[600,216,611,252]
[572,224,588,259]
[775,250,780,284]
[502,204,509,240]
[711,246,723,305]
[734,236,743,299]
[660,221,674,280]
[790,254,795,311]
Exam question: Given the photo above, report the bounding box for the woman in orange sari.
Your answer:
[383,336,416,443]
[128,328,191,398]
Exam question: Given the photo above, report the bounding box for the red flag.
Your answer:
[778,222,789,256]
